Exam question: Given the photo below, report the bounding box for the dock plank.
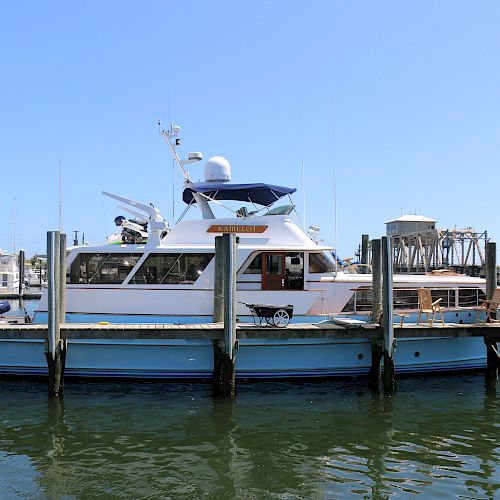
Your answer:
[0,322,497,341]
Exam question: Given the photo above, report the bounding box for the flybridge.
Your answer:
[102,123,304,246]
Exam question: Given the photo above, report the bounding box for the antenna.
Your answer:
[172,146,175,220]
[159,122,209,219]
[301,159,306,229]
[299,111,306,229]
[332,112,338,273]
[158,120,177,220]
[59,160,64,233]
[159,123,204,183]
[159,123,189,180]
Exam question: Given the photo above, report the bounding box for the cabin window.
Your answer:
[430,289,454,308]
[342,288,424,312]
[309,252,336,273]
[458,288,486,307]
[243,254,262,274]
[354,289,372,311]
[341,290,372,312]
[341,293,355,312]
[393,289,419,309]
[285,253,304,290]
[130,253,213,285]
[266,254,283,274]
[67,253,141,284]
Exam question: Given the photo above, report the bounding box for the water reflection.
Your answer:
[0,375,498,498]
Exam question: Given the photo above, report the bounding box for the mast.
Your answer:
[301,159,306,229]
[12,197,16,255]
[332,114,338,273]
[59,160,64,233]
[159,122,214,219]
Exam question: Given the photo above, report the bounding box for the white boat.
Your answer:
[33,126,487,326]
[25,267,48,288]
[7,124,487,378]
[0,251,20,294]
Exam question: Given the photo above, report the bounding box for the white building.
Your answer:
[385,215,437,237]
[0,251,20,293]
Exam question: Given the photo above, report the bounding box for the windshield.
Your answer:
[308,251,337,273]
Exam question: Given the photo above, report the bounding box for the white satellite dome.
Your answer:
[204,156,231,183]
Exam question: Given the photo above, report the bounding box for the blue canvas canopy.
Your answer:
[183,183,297,206]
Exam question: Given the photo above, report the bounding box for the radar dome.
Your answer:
[204,156,231,183]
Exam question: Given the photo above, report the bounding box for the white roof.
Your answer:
[385,214,437,224]
[72,215,333,253]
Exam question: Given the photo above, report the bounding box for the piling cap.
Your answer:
[385,214,437,224]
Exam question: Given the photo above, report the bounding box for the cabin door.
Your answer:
[262,253,286,290]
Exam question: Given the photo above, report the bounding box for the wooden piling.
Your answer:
[212,233,237,397]
[371,239,382,324]
[485,242,496,308]
[39,256,43,287]
[46,231,66,397]
[369,239,383,389]
[485,341,499,385]
[59,233,66,323]
[18,250,25,296]
[213,236,224,323]
[361,234,369,274]
[485,242,498,382]
[223,233,237,361]
[382,236,395,393]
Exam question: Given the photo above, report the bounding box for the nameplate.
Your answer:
[207,225,268,234]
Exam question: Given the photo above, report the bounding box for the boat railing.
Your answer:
[343,287,486,313]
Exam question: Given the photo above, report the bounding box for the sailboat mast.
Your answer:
[12,197,16,254]
[59,160,64,233]
[301,159,306,229]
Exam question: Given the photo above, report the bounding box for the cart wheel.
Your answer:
[273,309,290,327]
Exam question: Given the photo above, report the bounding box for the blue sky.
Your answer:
[0,1,499,259]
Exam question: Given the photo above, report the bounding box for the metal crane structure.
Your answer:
[390,227,487,275]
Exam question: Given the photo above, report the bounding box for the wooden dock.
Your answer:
[0,292,42,300]
[0,321,499,341]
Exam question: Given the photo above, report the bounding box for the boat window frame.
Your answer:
[66,251,144,285]
[341,286,466,313]
[308,251,337,274]
[458,287,486,307]
[242,252,263,275]
[127,251,214,285]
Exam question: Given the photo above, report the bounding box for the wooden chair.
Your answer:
[481,288,500,324]
[417,288,444,326]
[394,312,409,326]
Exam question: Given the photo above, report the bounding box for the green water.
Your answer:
[0,375,499,499]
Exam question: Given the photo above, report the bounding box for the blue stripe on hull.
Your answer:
[0,363,487,379]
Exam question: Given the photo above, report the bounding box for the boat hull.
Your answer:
[0,336,486,379]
